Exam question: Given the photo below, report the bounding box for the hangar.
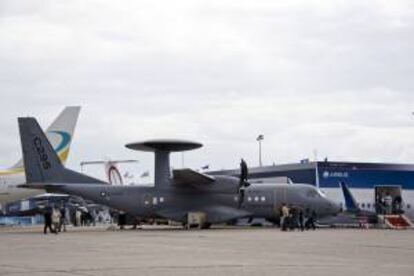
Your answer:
[209,161,414,221]
[209,161,414,190]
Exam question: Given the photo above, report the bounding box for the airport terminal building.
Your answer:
[210,161,414,191]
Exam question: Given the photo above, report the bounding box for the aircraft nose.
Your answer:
[329,200,342,215]
[322,197,341,216]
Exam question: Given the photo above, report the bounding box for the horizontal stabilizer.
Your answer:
[173,169,215,186]
[18,183,65,193]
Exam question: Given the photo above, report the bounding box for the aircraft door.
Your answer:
[273,186,286,216]
[375,185,403,215]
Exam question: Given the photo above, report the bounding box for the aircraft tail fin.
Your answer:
[18,117,104,185]
[12,106,81,169]
[340,182,360,212]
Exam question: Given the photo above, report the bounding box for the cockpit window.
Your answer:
[317,189,327,198]
[306,188,326,198]
[306,189,319,198]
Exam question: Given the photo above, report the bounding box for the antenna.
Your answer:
[125,140,202,189]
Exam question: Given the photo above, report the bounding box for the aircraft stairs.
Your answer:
[379,215,413,230]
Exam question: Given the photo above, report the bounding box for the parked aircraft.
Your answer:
[17,117,340,228]
[210,163,414,222]
[319,182,414,228]
[80,160,139,185]
[0,107,81,207]
[335,182,379,224]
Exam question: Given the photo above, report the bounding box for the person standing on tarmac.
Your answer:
[59,204,66,232]
[43,205,54,234]
[280,203,289,231]
[51,206,61,234]
[118,211,127,230]
[298,209,304,231]
[75,208,82,227]
[383,193,393,215]
[305,210,317,230]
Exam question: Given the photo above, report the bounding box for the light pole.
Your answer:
[256,134,264,167]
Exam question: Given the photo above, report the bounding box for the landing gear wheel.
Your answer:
[201,223,212,229]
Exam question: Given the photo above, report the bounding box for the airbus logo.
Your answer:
[322,171,349,178]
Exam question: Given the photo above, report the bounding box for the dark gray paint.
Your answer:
[18,117,340,225]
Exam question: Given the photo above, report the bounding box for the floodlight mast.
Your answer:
[256,134,264,167]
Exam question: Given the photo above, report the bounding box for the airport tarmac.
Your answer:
[0,226,413,276]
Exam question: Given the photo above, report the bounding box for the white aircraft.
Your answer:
[80,160,139,185]
[0,106,81,209]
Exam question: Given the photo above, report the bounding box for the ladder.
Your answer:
[380,215,413,229]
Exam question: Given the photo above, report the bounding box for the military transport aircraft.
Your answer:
[18,117,340,228]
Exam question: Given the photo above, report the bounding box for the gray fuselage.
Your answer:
[50,181,339,224]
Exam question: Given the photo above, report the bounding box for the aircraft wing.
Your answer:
[172,169,215,187]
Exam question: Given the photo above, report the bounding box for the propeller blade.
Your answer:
[238,159,250,208]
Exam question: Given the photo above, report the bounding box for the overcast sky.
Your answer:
[1,1,414,182]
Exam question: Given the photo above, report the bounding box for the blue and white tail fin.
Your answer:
[18,117,104,185]
[11,106,81,169]
[340,182,360,212]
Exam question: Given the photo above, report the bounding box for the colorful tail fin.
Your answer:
[18,117,104,185]
[11,106,81,169]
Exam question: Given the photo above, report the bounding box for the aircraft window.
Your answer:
[159,197,164,203]
[367,203,371,208]
[407,204,411,209]
[261,196,266,202]
[361,203,365,208]
[247,197,252,202]
[152,198,158,205]
[254,196,259,202]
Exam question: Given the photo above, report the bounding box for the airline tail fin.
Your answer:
[11,106,81,169]
[18,117,104,185]
[340,182,360,212]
